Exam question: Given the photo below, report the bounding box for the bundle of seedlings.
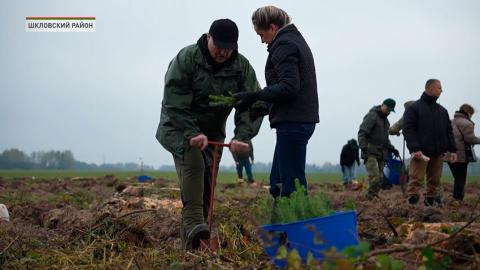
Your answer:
[208,93,236,107]
[255,180,334,225]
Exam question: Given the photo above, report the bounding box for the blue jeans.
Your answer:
[236,158,253,182]
[341,164,357,183]
[269,122,316,197]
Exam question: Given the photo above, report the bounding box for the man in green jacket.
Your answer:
[358,98,399,199]
[155,19,261,250]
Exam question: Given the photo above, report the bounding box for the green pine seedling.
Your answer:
[209,92,236,107]
[258,179,334,224]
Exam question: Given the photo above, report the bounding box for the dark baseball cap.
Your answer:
[383,98,396,112]
[209,19,238,50]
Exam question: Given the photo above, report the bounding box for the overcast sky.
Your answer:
[1,0,480,167]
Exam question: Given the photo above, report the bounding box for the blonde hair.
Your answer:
[252,6,291,30]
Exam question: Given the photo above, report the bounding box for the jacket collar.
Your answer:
[454,110,475,126]
[373,105,388,118]
[267,24,297,51]
[420,92,439,103]
[454,110,468,119]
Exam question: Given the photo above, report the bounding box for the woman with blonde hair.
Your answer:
[234,6,319,197]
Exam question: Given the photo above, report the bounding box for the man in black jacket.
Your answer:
[234,6,319,197]
[340,139,360,186]
[403,79,457,206]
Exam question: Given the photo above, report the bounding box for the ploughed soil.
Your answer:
[1,174,480,269]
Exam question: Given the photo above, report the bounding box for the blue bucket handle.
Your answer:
[385,156,402,171]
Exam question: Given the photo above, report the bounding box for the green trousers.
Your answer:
[173,144,222,241]
[365,155,385,199]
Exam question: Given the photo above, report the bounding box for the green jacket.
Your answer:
[358,106,395,160]
[156,42,260,158]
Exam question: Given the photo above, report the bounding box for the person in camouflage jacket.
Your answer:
[155,19,261,250]
[358,98,399,199]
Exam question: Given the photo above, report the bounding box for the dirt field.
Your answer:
[1,175,479,269]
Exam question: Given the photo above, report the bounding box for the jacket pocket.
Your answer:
[159,126,185,158]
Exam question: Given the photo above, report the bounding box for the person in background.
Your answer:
[403,79,457,207]
[232,140,255,183]
[386,100,415,190]
[232,113,263,184]
[389,100,415,136]
[448,104,480,201]
[156,19,260,250]
[340,139,360,187]
[234,6,319,197]
[358,98,399,199]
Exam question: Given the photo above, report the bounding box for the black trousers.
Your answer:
[448,162,469,200]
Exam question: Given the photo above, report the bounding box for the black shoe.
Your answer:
[408,195,419,205]
[424,197,434,207]
[185,223,210,250]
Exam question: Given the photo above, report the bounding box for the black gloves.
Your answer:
[391,148,400,158]
[249,101,270,121]
[233,91,259,111]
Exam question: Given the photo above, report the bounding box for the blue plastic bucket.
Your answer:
[260,211,358,267]
[137,175,152,182]
[383,158,402,185]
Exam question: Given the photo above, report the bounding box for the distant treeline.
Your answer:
[159,161,367,174]
[0,148,154,171]
[0,149,75,169]
[1,148,480,175]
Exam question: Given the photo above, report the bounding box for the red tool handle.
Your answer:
[399,138,407,196]
[207,141,231,233]
[207,141,231,147]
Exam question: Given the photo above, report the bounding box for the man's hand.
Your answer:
[230,139,249,154]
[189,134,208,150]
[413,151,423,159]
[233,92,258,111]
[449,152,458,163]
[412,150,431,162]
